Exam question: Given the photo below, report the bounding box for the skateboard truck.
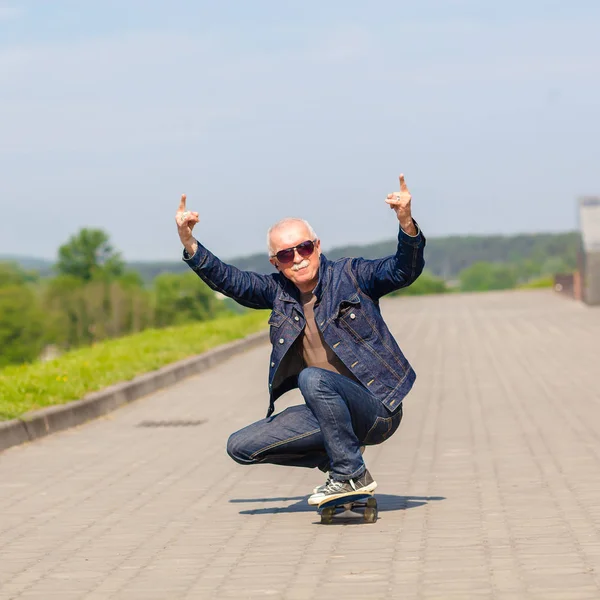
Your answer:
[317,492,378,524]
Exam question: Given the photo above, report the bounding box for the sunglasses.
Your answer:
[272,239,317,264]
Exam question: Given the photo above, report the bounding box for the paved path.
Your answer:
[1,291,600,600]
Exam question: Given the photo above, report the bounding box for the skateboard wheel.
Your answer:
[320,507,335,524]
[364,507,378,523]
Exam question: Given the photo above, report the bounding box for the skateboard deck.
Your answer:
[317,491,378,524]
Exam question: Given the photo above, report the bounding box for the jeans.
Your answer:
[227,367,403,481]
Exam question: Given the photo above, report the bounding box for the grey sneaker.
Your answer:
[313,475,332,495]
[312,446,365,494]
[308,469,377,506]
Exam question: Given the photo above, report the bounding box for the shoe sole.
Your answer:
[308,480,377,506]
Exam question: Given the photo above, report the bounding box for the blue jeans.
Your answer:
[227,367,403,481]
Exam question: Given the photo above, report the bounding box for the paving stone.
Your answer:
[1,291,600,598]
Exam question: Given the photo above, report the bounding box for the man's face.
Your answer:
[269,222,321,291]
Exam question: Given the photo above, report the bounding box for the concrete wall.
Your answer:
[584,251,600,305]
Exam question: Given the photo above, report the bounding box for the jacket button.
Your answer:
[350,313,356,319]
[271,362,275,367]
[279,338,284,344]
[294,316,299,321]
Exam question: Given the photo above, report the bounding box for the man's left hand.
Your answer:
[386,174,416,235]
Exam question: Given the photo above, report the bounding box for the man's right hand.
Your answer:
[175,194,200,257]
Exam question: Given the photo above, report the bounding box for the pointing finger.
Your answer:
[178,193,187,212]
[399,174,408,192]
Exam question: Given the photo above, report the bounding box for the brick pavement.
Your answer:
[1,290,599,599]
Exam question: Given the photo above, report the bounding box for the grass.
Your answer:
[0,311,268,421]
[518,276,555,289]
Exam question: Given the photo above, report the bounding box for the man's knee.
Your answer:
[298,367,327,399]
[226,430,255,465]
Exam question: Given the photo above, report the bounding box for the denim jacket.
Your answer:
[183,224,426,417]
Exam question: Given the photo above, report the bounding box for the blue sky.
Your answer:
[1,1,599,261]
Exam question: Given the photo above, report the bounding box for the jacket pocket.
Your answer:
[268,310,286,344]
[337,296,376,342]
[363,406,403,445]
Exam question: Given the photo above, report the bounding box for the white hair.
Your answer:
[267,218,318,256]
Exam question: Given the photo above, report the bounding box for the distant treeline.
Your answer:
[3,231,580,284]
[227,231,580,281]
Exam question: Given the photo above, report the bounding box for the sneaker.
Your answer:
[313,475,332,495]
[308,469,377,506]
[312,446,365,494]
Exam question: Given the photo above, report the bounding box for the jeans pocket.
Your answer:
[363,406,403,445]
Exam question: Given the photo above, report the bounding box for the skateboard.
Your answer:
[317,492,378,524]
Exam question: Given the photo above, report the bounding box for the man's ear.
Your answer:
[269,257,279,270]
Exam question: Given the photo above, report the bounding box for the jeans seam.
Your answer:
[364,415,391,444]
[249,428,321,459]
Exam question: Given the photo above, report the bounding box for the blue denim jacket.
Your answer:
[183,224,426,417]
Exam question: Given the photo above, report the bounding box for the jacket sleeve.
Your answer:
[183,240,278,310]
[352,221,426,300]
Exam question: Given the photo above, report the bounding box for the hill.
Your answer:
[222,231,581,279]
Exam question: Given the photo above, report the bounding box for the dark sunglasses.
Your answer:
[272,239,316,264]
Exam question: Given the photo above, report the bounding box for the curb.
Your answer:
[0,330,269,453]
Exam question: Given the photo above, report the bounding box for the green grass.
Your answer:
[0,311,268,421]
[518,276,555,289]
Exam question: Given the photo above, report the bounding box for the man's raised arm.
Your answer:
[353,174,426,300]
[176,194,277,310]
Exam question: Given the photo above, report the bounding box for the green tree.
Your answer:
[56,228,124,281]
[0,285,46,367]
[459,262,518,292]
[153,272,226,327]
[44,275,88,347]
[44,274,154,348]
[540,256,569,276]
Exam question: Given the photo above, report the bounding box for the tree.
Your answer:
[44,273,154,348]
[56,229,124,281]
[0,285,46,367]
[153,272,225,327]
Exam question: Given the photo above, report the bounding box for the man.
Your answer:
[176,174,425,505]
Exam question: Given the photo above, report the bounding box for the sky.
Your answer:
[1,1,599,262]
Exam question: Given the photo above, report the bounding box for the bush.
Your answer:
[391,270,449,296]
[518,276,554,289]
[459,262,518,292]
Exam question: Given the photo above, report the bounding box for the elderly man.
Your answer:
[176,175,425,505]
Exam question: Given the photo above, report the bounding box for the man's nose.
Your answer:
[293,248,304,263]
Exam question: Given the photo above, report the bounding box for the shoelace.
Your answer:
[324,478,358,494]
